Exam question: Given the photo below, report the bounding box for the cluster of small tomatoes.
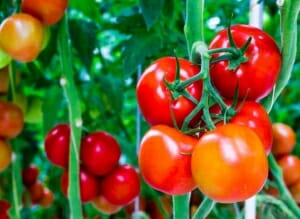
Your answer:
[137,24,282,203]
[44,124,141,214]
[0,0,68,65]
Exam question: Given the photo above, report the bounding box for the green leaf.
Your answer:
[140,0,165,29]
[69,0,100,21]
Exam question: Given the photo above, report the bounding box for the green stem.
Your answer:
[261,0,300,111]
[268,154,300,218]
[172,193,191,219]
[57,16,83,219]
[192,197,215,219]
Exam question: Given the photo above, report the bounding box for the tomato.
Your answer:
[38,187,54,208]
[0,101,24,139]
[210,101,272,154]
[44,124,70,168]
[209,24,281,101]
[0,13,45,62]
[101,164,140,206]
[28,181,44,204]
[80,131,121,176]
[191,124,268,203]
[277,155,300,186]
[0,140,12,172]
[271,123,296,157]
[91,195,122,215]
[61,167,100,203]
[136,57,202,128]
[0,66,9,94]
[289,180,300,204]
[139,125,197,195]
[22,165,39,187]
[21,0,68,26]
[0,199,10,219]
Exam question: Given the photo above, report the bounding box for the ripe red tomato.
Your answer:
[277,155,300,186]
[0,199,10,219]
[136,57,202,128]
[0,101,24,139]
[91,195,122,215]
[38,187,54,208]
[44,124,70,168]
[21,0,68,26]
[139,125,197,195]
[61,167,100,203]
[0,140,12,172]
[80,131,121,176]
[191,124,268,203]
[209,24,281,101]
[210,101,272,154]
[22,165,39,187]
[28,181,44,204]
[101,164,140,206]
[0,13,45,62]
[271,123,296,157]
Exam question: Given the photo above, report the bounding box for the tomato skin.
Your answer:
[191,124,268,203]
[101,164,140,206]
[28,181,44,204]
[0,13,44,62]
[0,199,10,219]
[289,180,300,204]
[44,124,70,168]
[139,125,197,195]
[21,0,68,26]
[271,123,296,157]
[80,131,121,176]
[277,155,300,186]
[137,57,202,128]
[38,187,54,208]
[0,101,24,139]
[91,195,122,215]
[209,24,281,101]
[0,140,12,172]
[210,101,272,154]
[22,165,39,187]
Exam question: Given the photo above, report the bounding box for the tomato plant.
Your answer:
[22,165,39,187]
[0,101,23,139]
[191,124,268,203]
[80,131,121,176]
[0,49,11,69]
[91,195,122,215]
[277,154,300,186]
[139,125,197,195]
[289,180,300,204]
[44,124,70,168]
[100,164,140,206]
[21,0,68,26]
[0,140,12,172]
[209,24,281,101]
[28,181,44,204]
[136,57,203,128]
[0,13,45,62]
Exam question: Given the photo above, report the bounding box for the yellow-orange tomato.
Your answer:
[0,140,12,172]
[0,13,44,62]
[91,195,122,215]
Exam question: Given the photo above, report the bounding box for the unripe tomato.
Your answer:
[277,155,300,186]
[21,0,68,26]
[91,195,122,215]
[191,124,268,203]
[0,101,24,139]
[44,124,70,167]
[22,165,39,187]
[0,140,12,172]
[80,131,121,176]
[0,13,44,62]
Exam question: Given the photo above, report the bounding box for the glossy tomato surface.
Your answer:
[0,140,12,172]
[277,154,300,186]
[209,24,281,100]
[137,57,202,128]
[191,124,268,203]
[0,13,44,62]
[101,164,140,206]
[21,0,68,26]
[44,124,70,167]
[80,131,121,176]
[139,125,197,195]
[38,187,54,208]
[22,165,39,187]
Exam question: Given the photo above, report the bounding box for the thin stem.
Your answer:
[9,153,21,219]
[173,193,191,219]
[192,197,216,219]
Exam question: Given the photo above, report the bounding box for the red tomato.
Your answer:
[277,155,300,186]
[28,181,44,204]
[271,123,296,157]
[139,125,197,195]
[80,131,121,176]
[91,195,122,215]
[61,167,100,203]
[38,187,54,208]
[210,101,272,154]
[21,0,68,26]
[136,57,202,128]
[0,13,44,62]
[209,24,281,100]
[191,124,268,203]
[0,101,24,139]
[0,199,10,219]
[101,164,140,206]
[0,140,12,172]
[44,124,70,168]
[22,165,39,187]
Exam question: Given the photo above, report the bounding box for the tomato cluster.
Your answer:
[137,24,280,203]
[44,123,140,212]
[0,0,67,63]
